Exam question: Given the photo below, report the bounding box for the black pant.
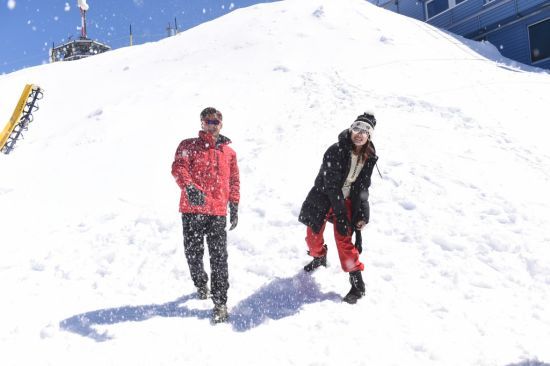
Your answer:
[181,214,228,305]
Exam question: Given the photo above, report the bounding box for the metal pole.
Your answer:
[80,8,87,38]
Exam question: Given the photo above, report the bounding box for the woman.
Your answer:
[298,112,378,304]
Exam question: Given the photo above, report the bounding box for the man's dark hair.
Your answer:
[200,107,222,121]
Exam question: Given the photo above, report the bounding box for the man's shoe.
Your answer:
[304,255,327,272]
[197,285,209,300]
[342,271,365,304]
[212,304,229,323]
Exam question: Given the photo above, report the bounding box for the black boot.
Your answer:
[212,304,229,323]
[342,271,365,304]
[304,255,327,272]
[304,245,327,272]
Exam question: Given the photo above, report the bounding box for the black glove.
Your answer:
[354,230,362,254]
[186,185,205,206]
[334,214,352,237]
[229,202,238,230]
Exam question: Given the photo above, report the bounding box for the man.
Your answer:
[298,112,378,304]
[171,107,240,323]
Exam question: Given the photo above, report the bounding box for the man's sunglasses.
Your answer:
[205,119,221,125]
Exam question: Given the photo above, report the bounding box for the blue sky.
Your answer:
[0,0,276,74]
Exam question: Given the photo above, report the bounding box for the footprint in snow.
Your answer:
[399,200,416,210]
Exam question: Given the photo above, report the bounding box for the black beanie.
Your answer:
[354,112,376,128]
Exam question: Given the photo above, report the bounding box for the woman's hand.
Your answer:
[356,220,366,230]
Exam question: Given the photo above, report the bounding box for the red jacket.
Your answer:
[172,131,240,216]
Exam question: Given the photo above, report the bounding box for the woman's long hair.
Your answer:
[351,137,374,163]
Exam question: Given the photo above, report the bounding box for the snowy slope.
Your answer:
[1,0,550,365]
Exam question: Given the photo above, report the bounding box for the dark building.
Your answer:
[369,0,550,69]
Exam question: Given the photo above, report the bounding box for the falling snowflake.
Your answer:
[229,3,235,10]
[7,0,16,10]
[64,2,70,11]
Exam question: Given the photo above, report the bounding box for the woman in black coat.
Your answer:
[299,112,378,304]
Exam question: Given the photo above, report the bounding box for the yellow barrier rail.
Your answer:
[0,84,43,154]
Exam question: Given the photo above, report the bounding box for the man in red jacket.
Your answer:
[171,107,240,323]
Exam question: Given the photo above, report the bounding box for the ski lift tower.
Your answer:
[50,0,110,62]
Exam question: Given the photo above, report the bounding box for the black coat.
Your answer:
[299,129,378,233]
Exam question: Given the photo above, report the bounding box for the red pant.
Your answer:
[305,199,364,272]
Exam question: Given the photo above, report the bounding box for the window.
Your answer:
[529,18,550,63]
[425,0,466,19]
[426,0,449,18]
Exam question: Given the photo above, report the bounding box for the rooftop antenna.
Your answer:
[166,17,179,37]
[78,0,90,39]
[166,22,174,37]
[129,24,133,46]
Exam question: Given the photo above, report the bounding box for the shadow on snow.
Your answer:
[59,271,340,341]
[505,361,550,366]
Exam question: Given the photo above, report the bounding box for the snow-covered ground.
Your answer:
[1,0,550,365]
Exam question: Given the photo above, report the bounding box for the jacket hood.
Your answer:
[338,129,353,148]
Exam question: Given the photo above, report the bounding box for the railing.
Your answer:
[427,0,549,38]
